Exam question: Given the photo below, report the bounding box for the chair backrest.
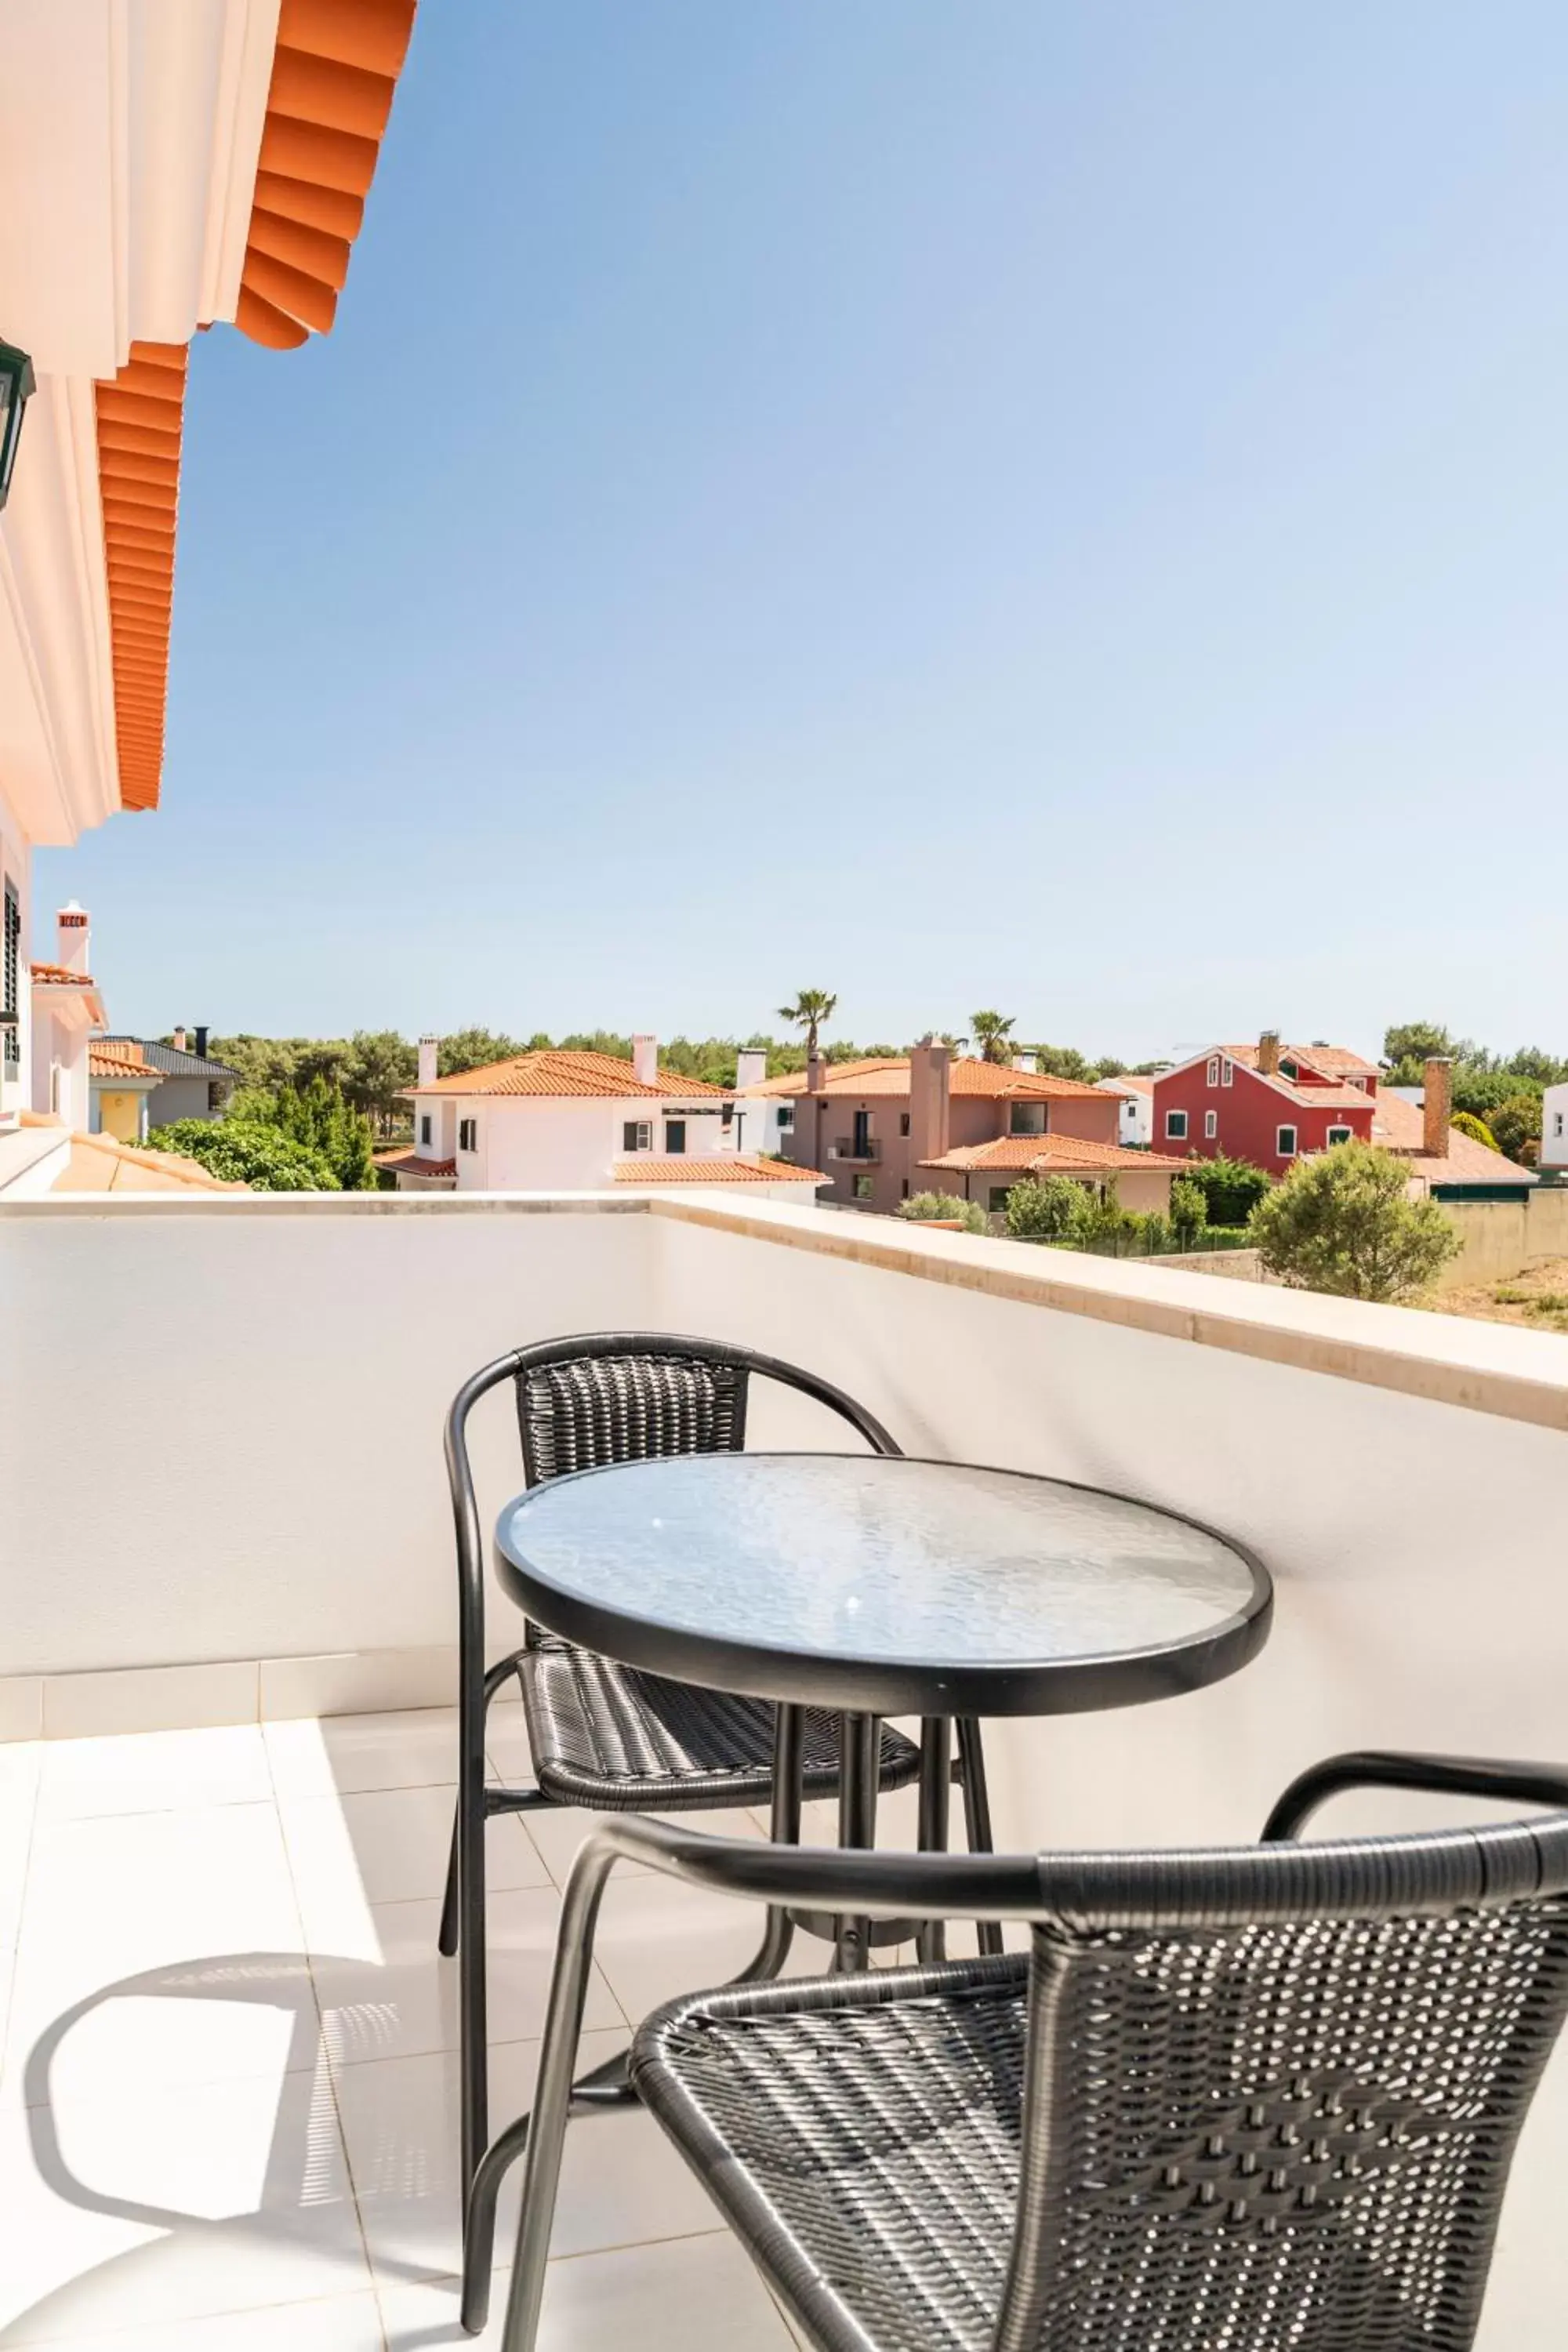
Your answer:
[996,1817,1568,2351]
[511,1332,898,1487]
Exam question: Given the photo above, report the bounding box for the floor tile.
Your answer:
[0,2063,370,2343]
[25,2288,387,2349]
[265,1711,460,1800]
[336,2029,720,2289]
[380,2232,795,2349]
[590,1871,822,2026]
[279,1785,548,1950]
[310,1889,621,2073]
[4,1805,306,2106]
[0,1744,40,1949]
[509,1798,765,1892]
[37,1727,273,1824]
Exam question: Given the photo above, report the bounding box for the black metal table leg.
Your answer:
[916,1716,951,1962]
[834,1711,880,1971]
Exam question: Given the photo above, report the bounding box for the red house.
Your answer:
[1152,1033,1377,1180]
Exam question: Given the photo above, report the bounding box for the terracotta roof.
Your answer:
[1170,1050,1375,1115]
[1099,1073,1155,1096]
[1227,1042,1379,1082]
[93,2,419,816]
[1370,1092,1537,1188]
[917,1134,1189,1175]
[748,1058,1107,1102]
[375,1149,456,1178]
[89,1042,161,1082]
[613,1156,825,1185]
[49,1133,246,1194]
[31,963,96,987]
[411,1050,734,1101]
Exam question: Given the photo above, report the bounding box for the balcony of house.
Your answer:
[2,1188,1567,2347]
[828,1135,881,1162]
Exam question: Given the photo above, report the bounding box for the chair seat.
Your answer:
[515,1638,923,1810]
[630,1957,1027,2352]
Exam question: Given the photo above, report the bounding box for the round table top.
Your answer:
[493,1453,1271,1718]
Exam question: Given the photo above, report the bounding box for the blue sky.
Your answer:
[42,3,1568,1062]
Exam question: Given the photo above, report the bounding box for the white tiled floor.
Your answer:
[0,1711,808,2350]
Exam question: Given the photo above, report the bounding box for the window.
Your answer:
[459,1118,477,1152]
[721,1103,734,1130]
[776,1103,793,1130]
[900,1178,909,1199]
[851,1173,874,1200]
[419,1115,432,1148]
[988,1186,1012,1213]
[622,1120,652,1152]
[2,880,17,1069]
[1008,1102,1047,1136]
[1279,1059,1299,1081]
[664,1119,687,1154]
[851,1109,871,1157]
[1277,1125,1298,1157]
[1206,1056,1220,1087]
[1166,1109,1189,1140]
[899,1112,911,1137]
[1221,1058,1234,1087]
[1555,1112,1565,1138]
[1203,1109,1218,1139]
[1327,1124,1352,1145]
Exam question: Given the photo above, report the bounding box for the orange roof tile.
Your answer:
[748,1057,1107,1102]
[1226,1042,1380,1082]
[31,962,96,986]
[93,2,419,816]
[613,1156,825,1185]
[412,1050,735,1101]
[89,1041,160,1081]
[374,1149,456,1178]
[1370,1091,1537,1187]
[917,1134,1189,1175]
[49,1133,247,1194]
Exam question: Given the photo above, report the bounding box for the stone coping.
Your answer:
[5,1186,1566,1432]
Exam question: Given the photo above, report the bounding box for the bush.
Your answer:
[1181,1152,1272,1227]
[1004,1174,1086,1240]
[1250,1142,1459,1301]
[899,1191,986,1233]
[1487,1094,1543,1165]
[144,1117,341,1192]
[1450,1110,1500,1150]
[1169,1176,1207,1242]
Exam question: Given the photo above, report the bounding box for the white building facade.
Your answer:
[1541,1082,1568,1173]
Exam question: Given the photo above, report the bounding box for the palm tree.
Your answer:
[969,1009,1015,1065]
[778,989,838,1058]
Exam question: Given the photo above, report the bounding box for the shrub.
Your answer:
[1450,1109,1500,1150]
[1181,1152,1272,1227]
[899,1191,985,1234]
[1004,1174,1086,1241]
[144,1117,341,1192]
[1528,1292,1568,1315]
[1169,1176,1207,1241]
[1488,1094,1543,1165]
[1494,1284,1531,1305]
[1250,1142,1459,1301]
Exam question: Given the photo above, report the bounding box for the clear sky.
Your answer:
[40,3,1568,1063]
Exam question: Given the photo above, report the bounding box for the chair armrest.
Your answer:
[1262,1750,1568,1843]
[571,1812,1043,1923]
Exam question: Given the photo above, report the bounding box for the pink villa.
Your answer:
[750,1041,1185,1217]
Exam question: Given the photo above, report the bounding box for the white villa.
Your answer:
[383,1033,827,1199]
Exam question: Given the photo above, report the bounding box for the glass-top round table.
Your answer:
[493,1452,1271,1721]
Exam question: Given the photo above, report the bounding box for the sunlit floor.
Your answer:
[0,1706,833,2350]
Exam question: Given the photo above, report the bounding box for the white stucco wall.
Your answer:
[426,1095,735,1191]
[1541,1083,1568,1171]
[0,789,30,1119]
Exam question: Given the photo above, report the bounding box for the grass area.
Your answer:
[1437,1258,1568,1334]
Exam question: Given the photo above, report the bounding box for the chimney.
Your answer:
[632,1033,659,1087]
[194,1025,209,1061]
[1011,1051,1037,1074]
[172,1025,187,1053]
[1258,1029,1281,1077]
[417,1033,439,1089]
[1423,1056,1453,1160]
[806,1051,826,1093]
[908,1036,952,1169]
[56,902,90,975]
[734,1047,766,1091]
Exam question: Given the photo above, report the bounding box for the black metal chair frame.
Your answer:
[482,1748,1568,2349]
[440,1332,997,2234]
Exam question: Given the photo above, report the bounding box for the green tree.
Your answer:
[144,1118,340,1192]
[342,1030,417,1133]
[1033,1043,1094,1082]
[1169,1177,1208,1243]
[1487,1094,1543,1165]
[1450,1110,1500,1150]
[898,1191,986,1233]
[777,990,837,1057]
[1092,1056,1127,1080]
[209,1035,303,1094]
[1383,1021,1455,1069]
[1004,1174,1086,1240]
[1504,1047,1568,1087]
[435,1028,525,1075]
[1180,1152,1272,1226]
[969,1011,1015,1065]
[1250,1142,1459,1301]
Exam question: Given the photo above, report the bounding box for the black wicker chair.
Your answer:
[440,1332,996,2212]
[489,1750,1568,2351]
